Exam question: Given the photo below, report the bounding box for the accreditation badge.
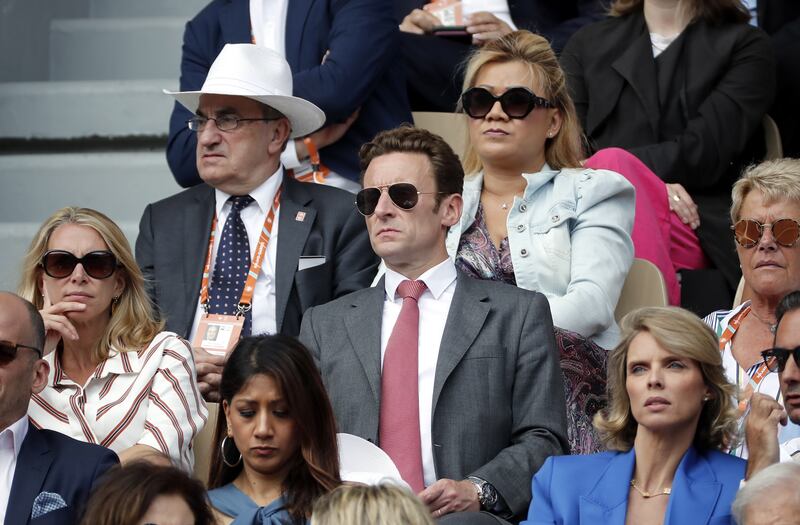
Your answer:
[193,314,243,356]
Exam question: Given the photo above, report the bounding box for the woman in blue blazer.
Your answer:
[523,306,744,525]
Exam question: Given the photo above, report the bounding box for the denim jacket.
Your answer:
[446,165,634,348]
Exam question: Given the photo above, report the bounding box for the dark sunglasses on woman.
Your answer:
[461,86,554,119]
[762,346,800,373]
[40,250,118,279]
[731,218,800,248]
[0,340,42,366]
[355,183,444,216]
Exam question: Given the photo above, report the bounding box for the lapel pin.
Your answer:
[295,211,306,222]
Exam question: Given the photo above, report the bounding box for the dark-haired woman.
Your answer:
[208,335,341,524]
[561,0,776,302]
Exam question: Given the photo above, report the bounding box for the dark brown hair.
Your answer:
[359,125,464,208]
[209,335,341,523]
[609,0,750,24]
[79,462,214,525]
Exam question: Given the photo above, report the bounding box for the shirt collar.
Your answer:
[47,346,142,387]
[214,165,284,217]
[0,414,29,458]
[384,258,457,301]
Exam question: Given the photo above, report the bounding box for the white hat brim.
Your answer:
[163,89,326,138]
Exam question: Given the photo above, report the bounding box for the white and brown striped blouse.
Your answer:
[27,332,208,471]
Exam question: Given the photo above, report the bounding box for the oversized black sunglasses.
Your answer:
[762,347,800,373]
[40,250,118,279]
[0,340,42,366]
[461,86,554,119]
[355,183,444,216]
[732,218,800,248]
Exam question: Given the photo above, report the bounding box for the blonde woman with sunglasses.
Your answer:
[18,207,207,469]
[703,158,800,458]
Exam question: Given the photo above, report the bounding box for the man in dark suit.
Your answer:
[167,0,412,188]
[137,44,378,400]
[0,292,117,525]
[299,127,567,522]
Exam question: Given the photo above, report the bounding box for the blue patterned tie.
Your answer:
[208,195,254,336]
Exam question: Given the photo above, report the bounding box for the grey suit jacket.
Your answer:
[299,271,568,519]
[136,174,378,338]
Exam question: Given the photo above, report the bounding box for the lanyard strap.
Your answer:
[200,188,282,313]
[720,305,772,410]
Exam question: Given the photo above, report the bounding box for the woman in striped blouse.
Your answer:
[19,207,207,470]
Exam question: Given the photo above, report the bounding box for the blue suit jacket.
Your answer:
[5,424,118,525]
[167,0,412,186]
[522,446,745,525]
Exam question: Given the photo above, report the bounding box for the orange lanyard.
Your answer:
[720,305,772,412]
[199,189,281,315]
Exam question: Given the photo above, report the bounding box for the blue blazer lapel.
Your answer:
[579,449,635,525]
[6,425,53,525]
[219,0,252,45]
[343,281,385,404]
[431,273,489,412]
[665,447,722,525]
[284,0,317,68]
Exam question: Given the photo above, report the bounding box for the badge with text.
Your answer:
[193,314,243,356]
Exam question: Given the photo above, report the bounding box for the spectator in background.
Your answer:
[79,462,215,525]
[167,0,411,190]
[731,463,800,525]
[140,45,378,401]
[453,30,634,348]
[398,0,605,111]
[743,290,800,478]
[0,291,118,525]
[704,159,800,459]
[524,307,744,525]
[19,207,207,469]
[312,484,435,525]
[207,335,340,524]
[561,0,776,309]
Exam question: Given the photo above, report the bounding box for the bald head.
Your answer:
[0,291,44,353]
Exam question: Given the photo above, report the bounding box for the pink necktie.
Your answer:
[380,279,427,492]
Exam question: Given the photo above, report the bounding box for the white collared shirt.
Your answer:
[381,258,457,487]
[0,415,28,524]
[189,168,282,339]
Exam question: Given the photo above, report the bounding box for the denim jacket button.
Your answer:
[551,214,560,223]
[517,224,526,232]
[520,249,529,257]
[519,203,527,212]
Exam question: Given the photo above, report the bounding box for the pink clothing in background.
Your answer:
[585,148,710,305]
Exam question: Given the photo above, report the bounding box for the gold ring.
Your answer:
[672,194,680,203]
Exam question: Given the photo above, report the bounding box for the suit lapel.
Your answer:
[606,12,660,137]
[579,449,635,525]
[275,177,316,332]
[343,282,385,403]
[6,425,53,525]
[182,187,215,332]
[284,0,316,68]
[220,0,253,45]
[664,448,721,525]
[431,274,489,412]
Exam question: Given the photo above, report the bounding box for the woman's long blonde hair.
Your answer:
[459,30,584,175]
[18,207,163,362]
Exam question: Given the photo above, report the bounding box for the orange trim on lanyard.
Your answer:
[719,305,772,412]
[199,188,282,316]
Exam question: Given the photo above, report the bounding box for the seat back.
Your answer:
[193,401,219,485]
[615,258,669,322]
[412,111,468,158]
[763,114,783,160]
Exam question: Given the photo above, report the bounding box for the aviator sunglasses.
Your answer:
[0,341,42,366]
[40,250,118,279]
[461,86,554,119]
[731,218,800,248]
[761,346,800,373]
[355,183,444,216]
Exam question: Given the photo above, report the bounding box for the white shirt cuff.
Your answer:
[281,139,303,170]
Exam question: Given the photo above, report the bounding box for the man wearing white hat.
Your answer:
[136,44,378,400]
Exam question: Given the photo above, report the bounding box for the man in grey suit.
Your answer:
[299,126,567,522]
[136,44,378,401]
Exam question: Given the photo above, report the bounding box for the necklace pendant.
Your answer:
[501,203,508,210]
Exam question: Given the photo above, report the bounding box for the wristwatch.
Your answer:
[467,476,498,510]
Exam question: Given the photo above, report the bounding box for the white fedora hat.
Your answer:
[164,44,325,138]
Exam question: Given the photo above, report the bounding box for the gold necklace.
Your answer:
[630,479,671,498]
[748,308,777,334]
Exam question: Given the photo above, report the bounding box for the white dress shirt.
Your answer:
[189,168,282,340]
[0,415,28,524]
[381,258,457,487]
